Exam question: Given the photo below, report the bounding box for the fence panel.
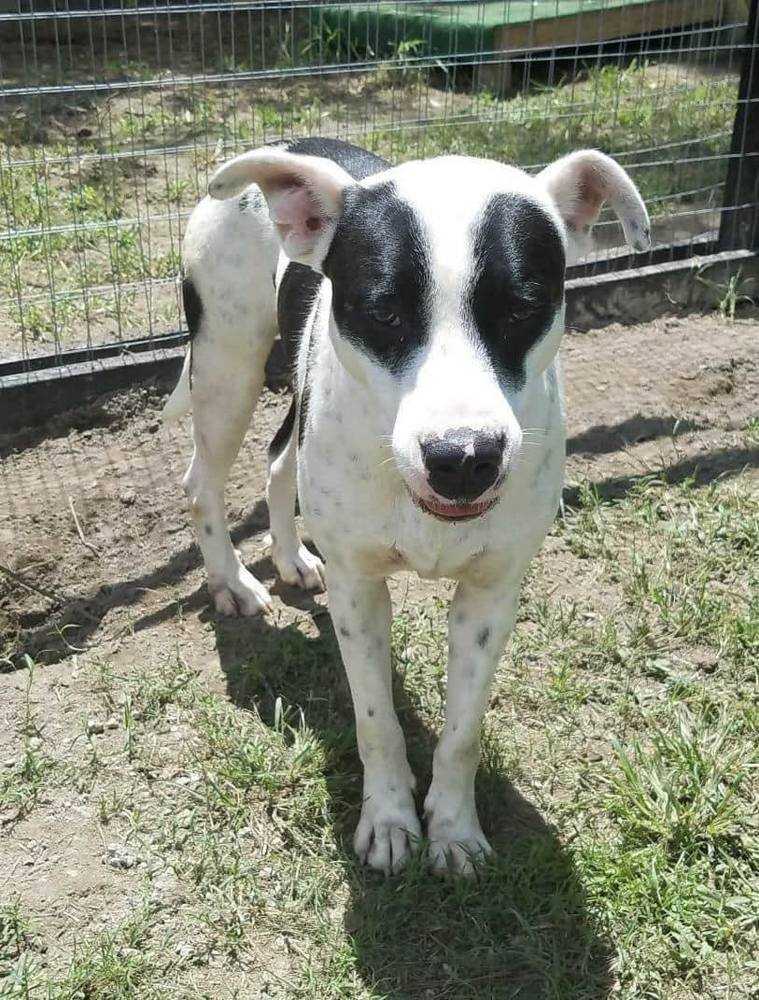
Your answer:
[0,1,750,367]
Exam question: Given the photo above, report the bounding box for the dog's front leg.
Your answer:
[329,572,420,875]
[425,576,521,875]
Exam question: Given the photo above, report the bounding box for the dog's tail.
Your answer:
[162,351,192,423]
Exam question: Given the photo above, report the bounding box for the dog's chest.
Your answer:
[299,466,488,579]
[297,414,563,582]
[295,409,472,578]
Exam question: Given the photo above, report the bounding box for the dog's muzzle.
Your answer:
[414,429,505,521]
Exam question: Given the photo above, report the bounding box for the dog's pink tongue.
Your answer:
[438,503,476,517]
[425,498,488,518]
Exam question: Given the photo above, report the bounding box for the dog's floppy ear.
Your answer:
[537,150,651,261]
[208,147,353,269]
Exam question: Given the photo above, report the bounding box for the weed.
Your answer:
[697,266,756,319]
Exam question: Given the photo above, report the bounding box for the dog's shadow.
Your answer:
[211,574,614,999]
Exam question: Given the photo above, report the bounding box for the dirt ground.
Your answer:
[2,310,756,660]
[0,310,757,991]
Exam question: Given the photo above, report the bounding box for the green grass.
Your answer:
[368,62,736,210]
[0,59,738,353]
[2,425,756,998]
[0,661,51,826]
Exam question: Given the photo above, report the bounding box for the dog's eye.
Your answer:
[369,306,401,328]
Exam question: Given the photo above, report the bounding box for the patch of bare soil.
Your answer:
[2,310,756,666]
[0,310,756,979]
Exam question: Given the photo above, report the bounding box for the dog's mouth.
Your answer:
[410,491,497,522]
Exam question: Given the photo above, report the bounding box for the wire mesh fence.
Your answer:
[0,0,753,370]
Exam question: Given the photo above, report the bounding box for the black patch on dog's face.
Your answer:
[324,182,432,373]
[468,194,565,387]
[182,276,203,338]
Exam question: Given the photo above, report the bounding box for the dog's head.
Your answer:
[210,147,649,521]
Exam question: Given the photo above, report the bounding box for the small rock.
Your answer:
[86,719,105,735]
[693,650,718,674]
[105,843,138,869]
[174,771,201,786]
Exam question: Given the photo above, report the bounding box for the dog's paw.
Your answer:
[209,566,272,617]
[354,784,421,876]
[427,827,492,876]
[425,796,492,876]
[270,539,326,592]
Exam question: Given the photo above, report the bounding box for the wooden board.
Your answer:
[492,0,721,51]
[318,1,729,61]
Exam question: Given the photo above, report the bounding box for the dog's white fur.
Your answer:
[165,147,649,874]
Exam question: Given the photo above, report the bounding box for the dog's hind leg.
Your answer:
[184,327,276,616]
[176,189,282,616]
[266,398,325,591]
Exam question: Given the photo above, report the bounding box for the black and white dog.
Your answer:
[164,138,650,874]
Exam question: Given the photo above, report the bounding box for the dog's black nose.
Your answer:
[421,431,504,501]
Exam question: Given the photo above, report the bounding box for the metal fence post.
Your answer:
[719,0,759,249]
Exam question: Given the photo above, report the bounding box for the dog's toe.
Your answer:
[354,788,421,876]
[424,789,493,876]
[355,821,417,876]
[210,567,272,617]
[271,542,326,592]
[427,828,493,877]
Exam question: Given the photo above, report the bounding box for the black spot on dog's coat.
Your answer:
[268,397,297,460]
[298,336,314,447]
[182,276,203,339]
[277,263,323,375]
[469,194,565,387]
[182,276,203,389]
[283,136,389,181]
[238,189,264,214]
[276,267,320,447]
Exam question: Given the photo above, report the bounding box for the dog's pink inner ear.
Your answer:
[567,171,606,231]
[539,150,650,255]
[268,181,329,247]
